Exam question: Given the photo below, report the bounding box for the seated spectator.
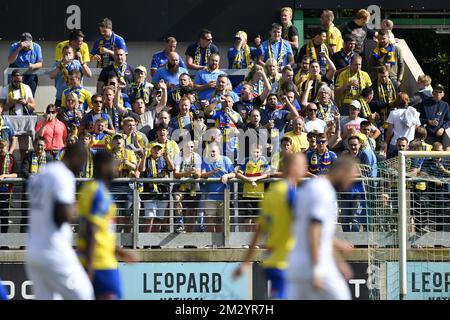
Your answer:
[61,69,92,112]
[0,138,19,234]
[410,74,433,108]
[90,118,112,151]
[167,73,195,109]
[270,136,294,177]
[264,58,282,88]
[228,31,259,69]
[334,54,372,113]
[194,53,225,101]
[50,45,92,107]
[304,103,327,133]
[315,85,339,123]
[0,69,35,115]
[417,84,450,144]
[385,92,421,154]
[57,92,83,136]
[150,37,186,76]
[207,75,239,104]
[235,144,270,232]
[380,19,396,44]
[358,87,377,123]
[138,142,173,233]
[258,23,294,68]
[35,104,68,158]
[173,141,202,233]
[80,94,113,135]
[128,65,153,106]
[299,60,334,105]
[149,123,180,161]
[368,30,404,84]
[168,97,194,131]
[55,29,90,65]
[280,7,299,56]
[339,9,377,57]
[7,32,43,95]
[387,136,409,159]
[283,117,309,153]
[294,55,310,89]
[200,142,236,232]
[91,18,128,68]
[320,10,343,54]
[97,48,135,94]
[297,28,333,78]
[331,34,356,74]
[185,29,219,70]
[306,132,337,176]
[152,52,188,89]
[0,104,18,154]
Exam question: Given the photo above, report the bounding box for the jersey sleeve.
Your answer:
[33,43,43,62]
[116,36,128,52]
[150,53,160,69]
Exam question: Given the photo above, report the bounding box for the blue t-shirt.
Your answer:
[53,60,83,99]
[0,116,16,142]
[201,156,235,200]
[185,43,219,67]
[152,66,188,86]
[91,32,128,68]
[258,39,293,66]
[227,46,259,69]
[194,69,225,101]
[151,50,186,69]
[9,42,43,67]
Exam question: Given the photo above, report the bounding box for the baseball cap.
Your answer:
[433,84,445,92]
[20,32,33,42]
[350,100,361,110]
[11,69,22,77]
[234,31,248,40]
[193,110,205,119]
[135,65,147,74]
[150,142,164,150]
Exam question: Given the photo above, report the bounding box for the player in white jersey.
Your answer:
[26,142,94,300]
[287,156,357,300]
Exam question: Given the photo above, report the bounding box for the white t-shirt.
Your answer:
[174,152,202,191]
[27,161,76,261]
[387,108,420,145]
[304,118,327,133]
[342,116,365,134]
[0,83,33,115]
[288,177,340,281]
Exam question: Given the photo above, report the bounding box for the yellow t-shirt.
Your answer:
[112,148,137,177]
[55,40,90,63]
[335,69,372,105]
[283,131,309,153]
[258,180,296,269]
[326,24,343,53]
[77,180,117,270]
[148,139,180,160]
[237,157,270,199]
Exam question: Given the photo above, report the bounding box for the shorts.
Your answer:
[143,200,167,218]
[93,269,122,300]
[203,200,224,217]
[264,268,286,299]
[287,275,351,300]
[240,198,261,218]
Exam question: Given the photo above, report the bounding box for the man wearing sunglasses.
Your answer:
[306,133,337,176]
[304,103,327,134]
[80,94,115,135]
[185,29,219,71]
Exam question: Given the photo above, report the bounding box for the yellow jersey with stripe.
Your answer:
[258,180,296,269]
[77,180,117,270]
[237,157,269,199]
[55,41,90,63]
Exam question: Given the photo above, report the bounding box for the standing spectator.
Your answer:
[234,64,269,97]
[417,84,450,144]
[409,74,433,108]
[306,133,337,176]
[339,9,377,57]
[60,69,92,112]
[80,94,114,134]
[370,66,399,129]
[331,34,356,74]
[90,119,112,151]
[128,66,153,106]
[384,92,421,154]
[7,32,43,95]
[102,85,129,131]
[359,120,378,152]
[283,117,309,153]
[97,48,135,94]
[233,77,272,123]
[299,60,335,105]
[341,100,380,142]
[207,75,239,103]
[50,45,92,107]
[55,134,79,161]
[280,7,299,56]
[270,136,294,176]
[320,10,343,54]
[55,30,90,64]
[306,131,318,153]
[294,55,310,89]
[147,111,171,141]
[57,92,83,136]
[0,104,18,154]
[271,65,296,97]
[194,53,225,101]
[315,85,339,123]
[264,58,282,88]
[358,87,377,123]
[149,123,180,161]
[381,19,396,44]
[168,97,194,131]
[91,18,128,69]
[35,104,68,158]
[0,69,35,115]
[185,29,219,70]
[297,28,332,78]
[152,52,188,89]
[150,37,186,76]
[386,137,409,159]
[130,97,157,136]
[368,30,404,84]
[200,142,236,233]
[0,138,19,234]
[335,54,372,113]
[167,73,195,109]
[258,23,295,68]
[242,109,268,159]
[304,103,327,133]
[228,31,259,69]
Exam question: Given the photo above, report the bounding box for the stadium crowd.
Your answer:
[0,7,449,235]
